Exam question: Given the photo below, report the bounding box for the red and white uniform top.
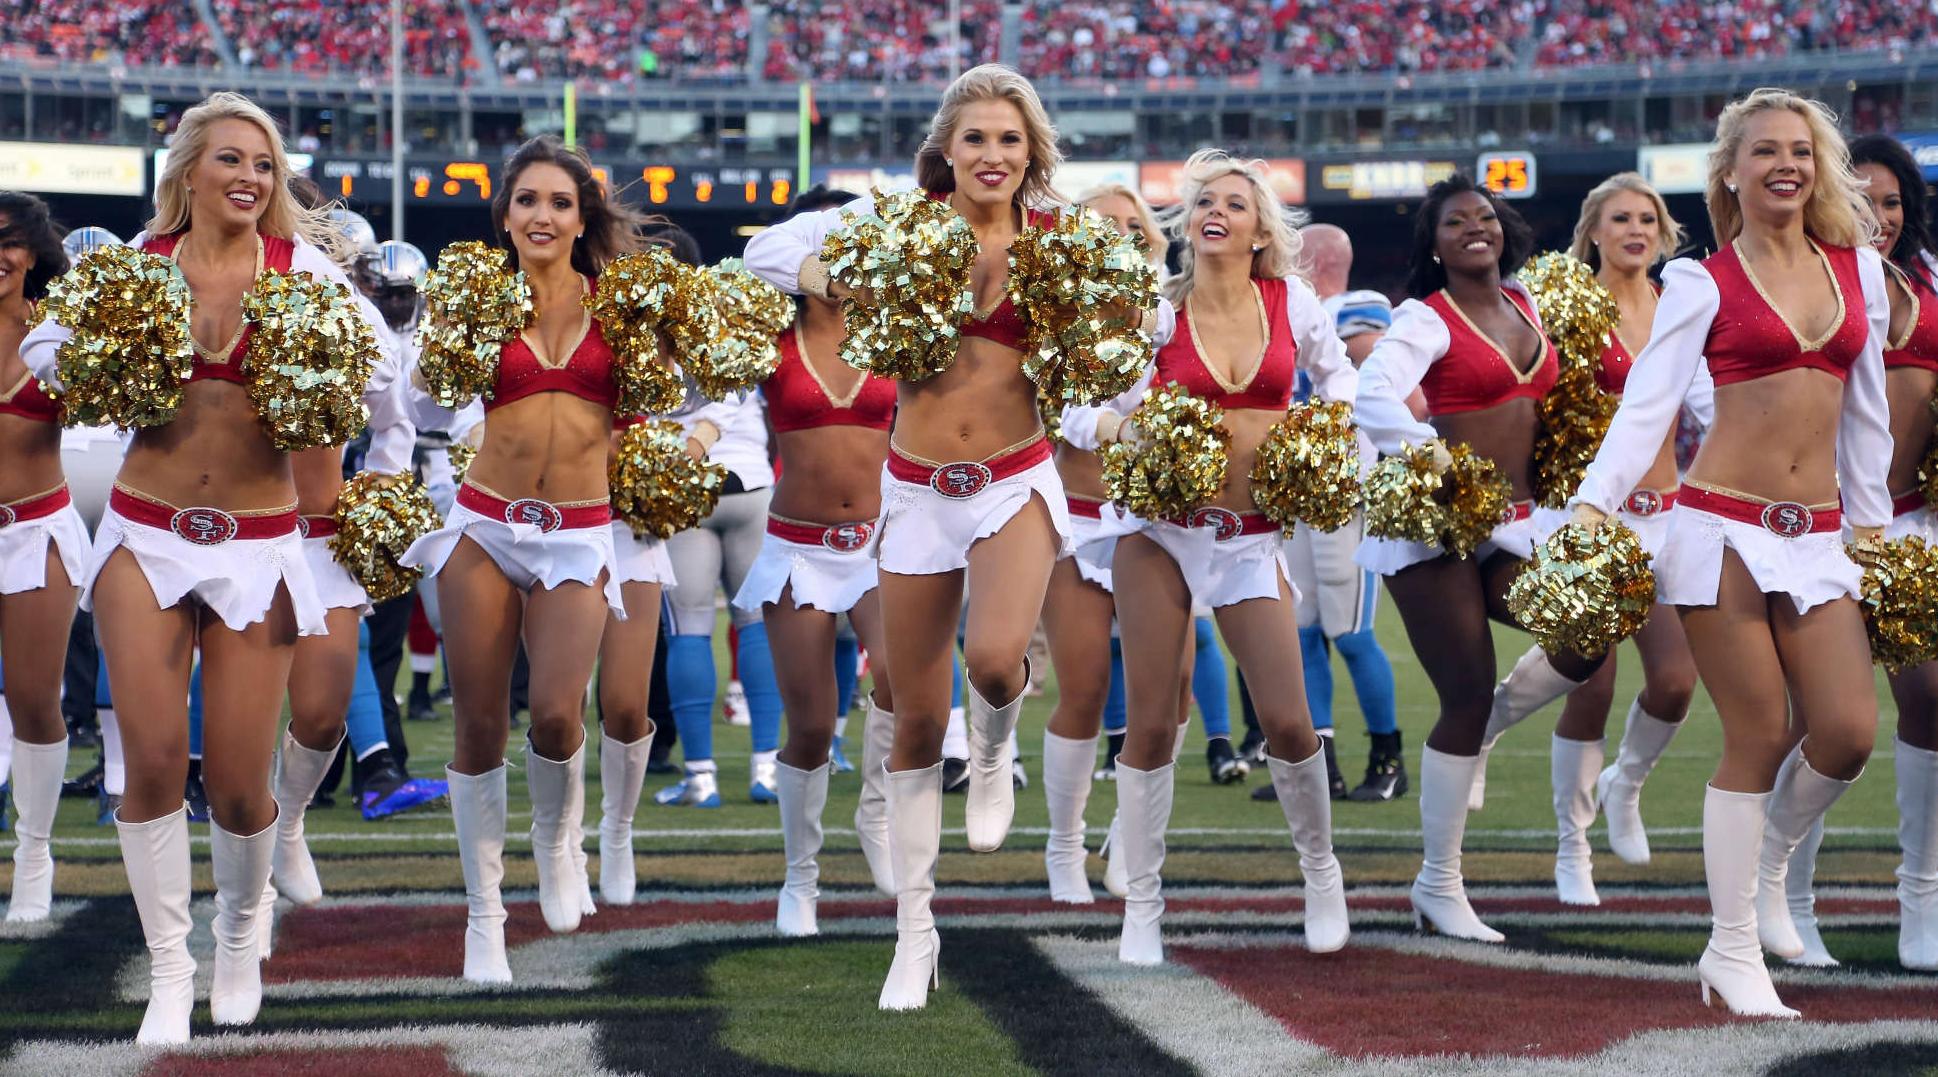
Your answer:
[763,323,895,433]
[1571,240,1893,528]
[1885,254,1938,373]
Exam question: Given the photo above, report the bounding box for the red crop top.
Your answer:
[0,369,59,423]
[944,193,1055,353]
[1700,241,1869,387]
[1155,278,1299,410]
[140,232,294,384]
[1885,261,1938,374]
[486,283,618,413]
[1593,283,1661,395]
[1418,288,1559,415]
[767,324,896,433]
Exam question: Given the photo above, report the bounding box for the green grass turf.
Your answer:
[31,592,1909,876]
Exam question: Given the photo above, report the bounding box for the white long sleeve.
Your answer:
[292,240,413,470]
[744,194,878,295]
[1353,298,1447,452]
[1839,247,1895,528]
[1057,297,1176,450]
[1285,277,1356,405]
[1571,258,1719,515]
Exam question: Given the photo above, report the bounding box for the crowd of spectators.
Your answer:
[2,0,1935,81]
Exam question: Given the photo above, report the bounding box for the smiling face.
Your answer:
[504,161,582,272]
[1725,108,1814,231]
[1189,173,1267,263]
[0,214,31,306]
[1855,162,1903,255]
[947,98,1030,209]
[1592,189,1662,274]
[187,118,274,234]
[1434,190,1505,280]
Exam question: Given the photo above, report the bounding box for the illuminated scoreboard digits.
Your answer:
[680,167,794,207]
[311,156,794,209]
[1478,152,1537,199]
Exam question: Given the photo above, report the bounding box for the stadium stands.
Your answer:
[213,0,473,77]
[0,0,220,67]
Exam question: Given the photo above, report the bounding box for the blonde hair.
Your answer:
[914,65,1064,209]
[1569,172,1686,269]
[149,92,345,263]
[1160,149,1307,306]
[1076,182,1168,268]
[1705,88,1875,250]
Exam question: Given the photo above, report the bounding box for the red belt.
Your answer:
[1681,485,1841,537]
[298,514,338,539]
[1164,507,1279,542]
[109,486,298,545]
[1621,487,1679,518]
[886,437,1052,499]
[1894,490,1929,518]
[1500,499,1534,525]
[456,482,611,533]
[0,485,72,529]
[1067,494,1106,520]
[767,515,876,553]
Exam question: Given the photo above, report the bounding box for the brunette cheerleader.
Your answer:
[1569,90,1891,1017]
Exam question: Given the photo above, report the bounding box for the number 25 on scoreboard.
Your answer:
[1478,152,1536,199]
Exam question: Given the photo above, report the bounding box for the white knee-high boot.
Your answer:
[1757,744,1857,959]
[1267,749,1348,953]
[1783,816,1836,966]
[1411,747,1504,942]
[1042,730,1098,904]
[1552,735,1604,907]
[855,700,896,895]
[209,816,276,1025]
[879,762,943,1010]
[1115,760,1175,965]
[1471,648,1583,811]
[1597,700,1682,865]
[965,662,1027,852]
[1698,786,1798,1018]
[598,729,651,905]
[776,759,828,937]
[448,765,512,984]
[526,740,587,934]
[1897,740,1938,971]
[117,805,195,1044]
[270,730,338,905]
[6,738,67,922]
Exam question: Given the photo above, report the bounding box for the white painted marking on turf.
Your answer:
[0,1023,622,1077]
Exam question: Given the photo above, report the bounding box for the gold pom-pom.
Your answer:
[1852,535,1938,673]
[1102,383,1229,520]
[1920,404,1937,509]
[447,442,476,482]
[1507,521,1658,657]
[416,241,528,407]
[1250,401,1363,532]
[1533,366,1619,508]
[241,270,378,451]
[681,258,793,399]
[587,249,691,417]
[1518,251,1619,372]
[609,419,729,540]
[1364,442,1514,558]
[330,470,443,603]
[821,189,977,381]
[1009,207,1159,407]
[38,245,195,428]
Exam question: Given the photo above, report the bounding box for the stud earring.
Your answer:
[1432,253,1441,264]
[945,158,953,167]
[1727,183,1738,193]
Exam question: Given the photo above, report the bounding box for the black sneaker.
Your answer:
[1349,730,1410,802]
[941,756,969,793]
[1237,727,1267,767]
[1321,736,1347,800]
[1206,736,1248,785]
[184,761,211,823]
[407,698,438,722]
[62,760,104,799]
[1251,780,1278,802]
[1094,730,1126,781]
[65,719,99,749]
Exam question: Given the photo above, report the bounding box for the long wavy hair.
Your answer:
[1568,172,1686,270]
[1160,150,1307,306]
[914,65,1063,209]
[1706,88,1875,250]
[1404,173,1534,299]
[148,92,343,261]
[0,192,69,301]
[1848,133,1935,277]
[489,136,651,277]
[1075,182,1168,269]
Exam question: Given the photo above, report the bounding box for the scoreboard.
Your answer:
[312,157,794,210]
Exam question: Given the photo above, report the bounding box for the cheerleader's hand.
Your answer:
[1849,525,1886,548]
[1424,438,1454,476]
[1097,411,1146,448]
[1570,503,1609,533]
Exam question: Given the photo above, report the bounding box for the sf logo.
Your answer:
[506,499,565,533]
[930,463,993,500]
[823,523,874,552]
[170,508,239,545]
[1760,502,1813,538]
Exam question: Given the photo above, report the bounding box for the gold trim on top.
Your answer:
[969,203,1029,321]
[172,233,264,365]
[891,430,1043,468]
[1185,280,1272,396]
[519,277,593,371]
[112,479,295,516]
[1883,260,1921,352]
[1437,288,1547,382]
[794,322,867,410]
[0,370,33,404]
[1730,238,1844,353]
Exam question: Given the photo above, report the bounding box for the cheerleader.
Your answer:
[1354,173,1605,943]
[20,93,382,1043]
[1776,134,1938,971]
[1477,173,1701,905]
[748,64,1123,1009]
[1039,182,1173,905]
[400,136,652,984]
[1569,90,1890,1017]
[731,187,899,934]
[0,193,80,924]
[1065,150,1350,964]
